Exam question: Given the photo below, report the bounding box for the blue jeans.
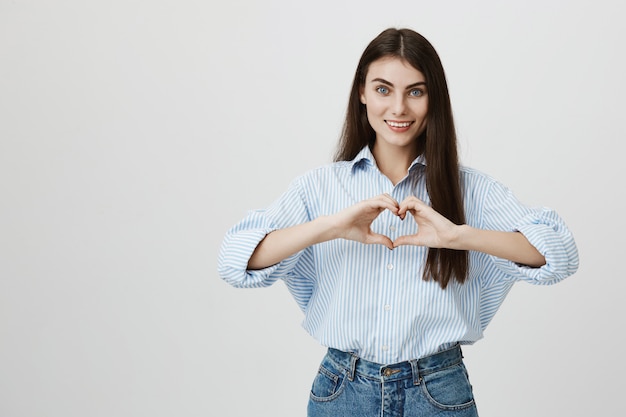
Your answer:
[308,344,479,417]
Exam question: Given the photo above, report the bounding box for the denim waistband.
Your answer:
[325,344,463,384]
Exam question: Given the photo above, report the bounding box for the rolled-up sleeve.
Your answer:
[481,181,579,285]
[217,177,312,288]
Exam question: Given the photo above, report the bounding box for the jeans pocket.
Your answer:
[420,363,476,411]
[309,360,348,402]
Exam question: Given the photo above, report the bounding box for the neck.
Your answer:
[371,141,419,185]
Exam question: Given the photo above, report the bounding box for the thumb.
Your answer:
[368,233,394,250]
[393,234,421,248]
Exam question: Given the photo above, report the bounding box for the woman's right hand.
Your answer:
[248,194,399,270]
[330,193,400,250]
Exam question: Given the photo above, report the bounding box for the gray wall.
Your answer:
[1,0,623,416]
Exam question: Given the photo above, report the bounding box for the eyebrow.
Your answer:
[371,78,427,89]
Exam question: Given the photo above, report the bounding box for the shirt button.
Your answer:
[389,225,396,232]
[386,263,394,270]
[384,305,391,311]
[382,345,389,351]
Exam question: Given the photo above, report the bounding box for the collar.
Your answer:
[349,146,427,174]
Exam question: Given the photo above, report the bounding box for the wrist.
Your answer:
[450,224,473,250]
[312,215,342,242]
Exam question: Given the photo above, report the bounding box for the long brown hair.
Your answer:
[335,28,468,289]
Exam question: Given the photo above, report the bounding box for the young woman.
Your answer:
[218,28,578,417]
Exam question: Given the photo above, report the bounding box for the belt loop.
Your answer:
[409,359,421,386]
[348,353,358,381]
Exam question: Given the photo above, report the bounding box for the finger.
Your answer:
[397,201,415,218]
[381,193,400,206]
[377,194,400,214]
[398,196,425,211]
[397,200,414,217]
[368,197,400,215]
[398,199,429,219]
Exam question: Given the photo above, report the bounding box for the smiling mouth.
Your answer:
[385,120,413,128]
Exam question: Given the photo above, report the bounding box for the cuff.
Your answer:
[218,227,281,288]
[491,223,576,285]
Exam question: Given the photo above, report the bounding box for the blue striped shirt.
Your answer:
[218,146,579,364]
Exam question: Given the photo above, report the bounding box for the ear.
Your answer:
[359,86,366,104]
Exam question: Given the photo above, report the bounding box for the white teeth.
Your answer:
[387,121,412,128]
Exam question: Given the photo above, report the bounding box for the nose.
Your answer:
[391,95,407,116]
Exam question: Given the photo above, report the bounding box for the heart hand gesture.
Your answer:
[333,194,459,250]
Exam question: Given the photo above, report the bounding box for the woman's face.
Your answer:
[360,57,428,152]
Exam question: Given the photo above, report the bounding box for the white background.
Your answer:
[1,0,624,416]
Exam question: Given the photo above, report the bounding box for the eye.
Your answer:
[409,89,424,97]
[376,86,390,95]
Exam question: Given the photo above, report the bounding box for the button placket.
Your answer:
[379,235,399,360]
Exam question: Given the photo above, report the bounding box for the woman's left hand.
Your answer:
[393,196,459,249]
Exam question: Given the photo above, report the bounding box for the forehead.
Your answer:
[365,57,425,83]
